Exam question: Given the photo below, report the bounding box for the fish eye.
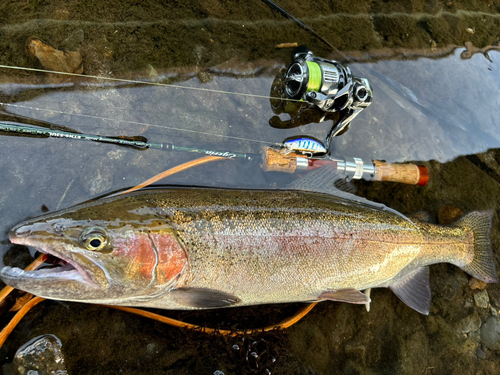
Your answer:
[79,227,108,251]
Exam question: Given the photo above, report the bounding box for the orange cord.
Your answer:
[0,296,45,348]
[106,301,319,336]
[119,155,226,195]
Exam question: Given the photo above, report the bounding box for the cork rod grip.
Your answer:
[260,146,298,173]
[373,161,429,186]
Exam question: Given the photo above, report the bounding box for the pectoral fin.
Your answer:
[170,287,241,308]
[389,266,431,315]
[319,288,370,304]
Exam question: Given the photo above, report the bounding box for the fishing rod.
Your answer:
[0,121,260,161]
[260,0,335,50]
[0,121,428,186]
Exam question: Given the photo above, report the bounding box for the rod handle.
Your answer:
[373,161,428,186]
[260,146,299,173]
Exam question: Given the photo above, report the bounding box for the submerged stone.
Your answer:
[2,334,67,375]
[474,290,490,309]
[456,310,481,334]
[26,38,83,78]
[475,346,486,359]
[469,278,488,290]
[480,316,500,350]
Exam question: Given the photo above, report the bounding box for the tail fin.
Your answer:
[452,210,498,283]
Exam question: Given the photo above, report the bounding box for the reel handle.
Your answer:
[260,147,429,186]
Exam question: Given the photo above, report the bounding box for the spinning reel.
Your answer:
[270,47,373,151]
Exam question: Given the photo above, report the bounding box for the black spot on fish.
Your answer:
[41,204,49,213]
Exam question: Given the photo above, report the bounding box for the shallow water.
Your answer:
[0,1,500,374]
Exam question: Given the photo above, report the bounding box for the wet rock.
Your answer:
[464,297,474,309]
[438,205,465,225]
[475,346,486,359]
[480,316,500,350]
[342,359,366,375]
[344,343,367,366]
[399,330,429,373]
[54,9,70,20]
[146,342,158,356]
[62,30,85,51]
[146,64,159,82]
[2,334,67,375]
[27,38,83,75]
[468,330,481,343]
[456,310,481,334]
[474,290,490,309]
[80,152,122,196]
[289,322,330,373]
[461,338,478,355]
[433,269,468,302]
[469,278,488,290]
[488,288,500,308]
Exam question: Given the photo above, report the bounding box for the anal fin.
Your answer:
[319,288,370,304]
[364,288,371,312]
[170,287,241,308]
[389,266,431,315]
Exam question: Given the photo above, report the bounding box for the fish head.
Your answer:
[0,194,188,304]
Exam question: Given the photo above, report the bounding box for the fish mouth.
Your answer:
[1,231,103,289]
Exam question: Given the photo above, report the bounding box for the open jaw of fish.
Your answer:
[0,198,190,306]
[2,221,109,299]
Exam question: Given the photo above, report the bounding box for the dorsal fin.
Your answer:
[287,164,414,224]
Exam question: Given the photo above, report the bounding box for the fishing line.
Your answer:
[261,0,335,50]
[0,64,301,103]
[0,102,277,146]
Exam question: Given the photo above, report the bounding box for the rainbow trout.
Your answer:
[1,179,497,315]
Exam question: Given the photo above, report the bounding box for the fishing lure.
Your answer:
[282,135,327,156]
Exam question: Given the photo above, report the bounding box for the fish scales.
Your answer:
[1,187,496,314]
[145,190,460,306]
